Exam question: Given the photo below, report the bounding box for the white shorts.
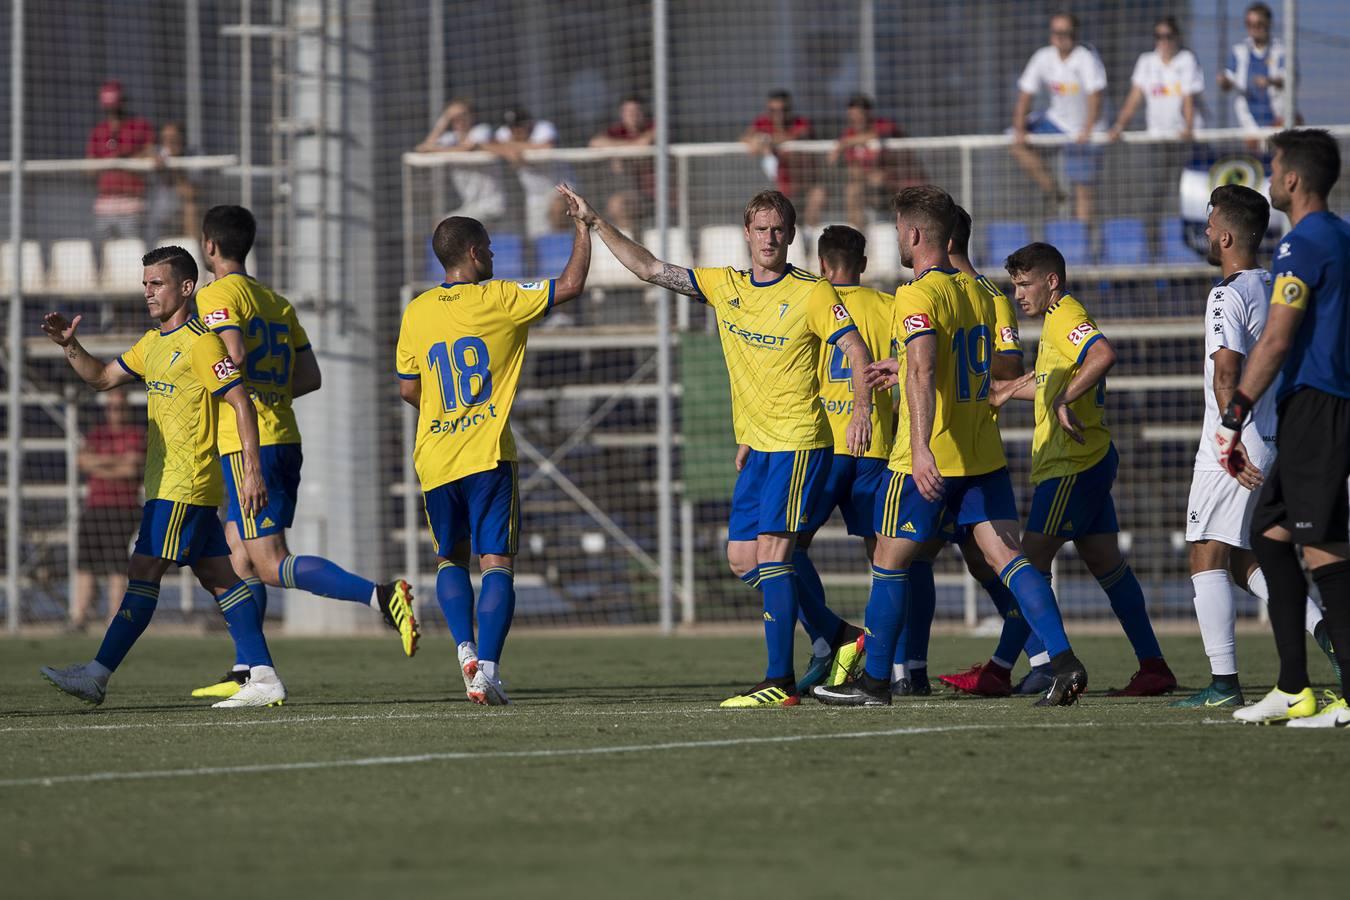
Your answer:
[1185,468,1261,548]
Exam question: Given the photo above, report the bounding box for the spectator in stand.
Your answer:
[589,95,655,234]
[1010,13,1107,223]
[415,97,506,225]
[1219,2,1289,130]
[491,107,569,240]
[828,94,926,230]
[1109,16,1206,143]
[741,90,824,226]
[145,121,201,244]
[86,80,156,245]
[70,390,144,631]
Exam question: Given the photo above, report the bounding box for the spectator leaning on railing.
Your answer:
[86,79,155,246]
[145,121,201,245]
[1218,2,1289,130]
[416,97,506,226]
[741,90,824,227]
[490,107,569,241]
[588,96,655,234]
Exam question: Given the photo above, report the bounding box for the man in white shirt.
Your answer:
[1010,12,1107,223]
[491,108,567,240]
[415,97,507,225]
[1218,2,1288,130]
[1175,184,1334,708]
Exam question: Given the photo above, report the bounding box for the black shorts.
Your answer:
[77,506,140,574]
[1252,388,1350,545]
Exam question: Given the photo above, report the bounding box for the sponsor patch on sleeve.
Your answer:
[1000,325,1019,344]
[902,313,932,334]
[518,280,545,291]
[832,303,850,321]
[212,356,240,382]
[1066,322,1096,346]
[1272,274,1308,309]
[203,309,231,326]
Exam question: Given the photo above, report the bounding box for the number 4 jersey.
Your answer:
[196,272,311,455]
[396,279,554,491]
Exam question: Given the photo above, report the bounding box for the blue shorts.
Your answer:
[803,455,887,537]
[1029,116,1101,186]
[728,448,831,541]
[221,444,302,539]
[423,461,520,557]
[1027,444,1119,539]
[875,467,1018,542]
[133,499,230,566]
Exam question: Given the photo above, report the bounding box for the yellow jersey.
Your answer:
[196,273,310,455]
[396,278,554,491]
[691,265,855,452]
[1031,294,1110,483]
[817,284,893,459]
[890,268,1006,477]
[117,317,243,506]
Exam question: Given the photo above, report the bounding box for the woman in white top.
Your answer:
[1108,16,1206,142]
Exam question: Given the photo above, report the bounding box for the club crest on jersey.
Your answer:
[831,303,849,321]
[728,298,740,309]
[203,309,230,326]
[169,350,182,366]
[902,313,931,334]
[212,356,240,381]
[1277,241,1291,259]
[1066,322,1095,346]
[779,303,789,318]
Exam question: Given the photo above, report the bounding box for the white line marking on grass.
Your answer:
[0,721,1197,789]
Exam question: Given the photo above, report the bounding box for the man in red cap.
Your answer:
[85,80,155,246]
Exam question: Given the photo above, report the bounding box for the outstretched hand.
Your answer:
[41,312,82,347]
[863,358,900,391]
[557,183,598,227]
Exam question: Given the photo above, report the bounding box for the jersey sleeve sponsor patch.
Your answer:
[1066,322,1096,346]
[212,356,240,382]
[517,281,545,291]
[203,309,231,326]
[1000,325,1019,344]
[1272,274,1308,309]
[832,303,850,321]
[903,313,932,334]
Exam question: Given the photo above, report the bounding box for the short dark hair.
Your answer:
[1270,128,1342,198]
[1155,14,1182,37]
[1246,3,1272,22]
[1051,11,1078,31]
[847,93,873,111]
[1209,184,1270,251]
[743,189,797,232]
[142,245,199,286]
[817,225,866,271]
[950,205,973,256]
[768,89,791,104]
[202,205,256,263]
[1005,241,1067,284]
[892,185,957,246]
[432,216,488,269]
[620,94,646,107]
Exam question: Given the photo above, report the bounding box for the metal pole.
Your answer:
[241,0,253,210]
[1281,0,1296,127]
[427,0,444,123]
[859,0,876,99]
[7,0,25,633]
[1216,0,1228,130]
[653,0,674,634]
[185,0,203,150]
[65,390,79,608]
[680,498,694,625]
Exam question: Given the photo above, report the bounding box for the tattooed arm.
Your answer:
[41,312,136,391]
[558,184,699,297]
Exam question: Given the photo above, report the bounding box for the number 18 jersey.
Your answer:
[196,273,311,454]
[396,279,554,492]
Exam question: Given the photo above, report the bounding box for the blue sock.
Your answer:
[1098,561,1162,660]
[233,577,268,667]
[1022,570,1049,660]
[1000,557,1070,658]
[758,563,798,679]
[477,567,516,663]
[981,578,1015,618]
[901,560,935,667]
[94,580,160,672]
[216,580,273,667]
[278,554,375,605]
[436,560,475,646]
[792,550,840,647]
[864,565,908,681]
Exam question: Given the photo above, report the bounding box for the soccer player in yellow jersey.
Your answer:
[191,206,417,702]
[975,242,1174,697]
[560,185,875,708]
[39,246,287,708]
[397,191,590,705]
[815,186,1086,708]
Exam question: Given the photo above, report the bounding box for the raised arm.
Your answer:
[41,313,136,391]
[220,383,268,518]
[557,183,698,296]
[551,185,593,306]
[904,332,943,501]
[836,329,874,456]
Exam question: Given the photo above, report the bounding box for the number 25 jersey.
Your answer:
[396,279,554,492]
[196,273,311,455]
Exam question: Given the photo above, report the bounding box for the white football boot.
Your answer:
[1232,686,1318,725]
[40,663,107,706]
[456,641,480,697]
[467,668,510,706]
[212,669,287,708]
[1286,694,1350,729]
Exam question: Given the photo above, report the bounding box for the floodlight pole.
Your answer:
[7,0,24,633]
[653,0,674,634]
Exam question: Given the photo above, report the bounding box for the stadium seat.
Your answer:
[1100,218,1148,267]
[1161,218,1197,265]
[1045,219,1091,266]
[864,222,900,283]
[490,233,526,280]
[48,240,99,294]
[984,221,1031,270]
[0,240,45,293]
[643,226,692,268]
[587,230,642,290]
[101,237,148,292]
[695,225,741,268]
[533,232,573,279]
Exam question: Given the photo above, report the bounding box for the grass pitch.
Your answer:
[2,632,1345,899]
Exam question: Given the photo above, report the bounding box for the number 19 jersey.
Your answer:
[396,279,554,491]
[196,273,311,454]
[890,268,1006,477]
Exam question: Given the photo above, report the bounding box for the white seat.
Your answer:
[587,232,643,290]
[0,241,46,293]
[696,225,746,269]
[101,238,148,292]
[642,226,692,268]
[48,240,100,295]
[789,224,822,272]
[155,236,205,282]
[865,222,901,284]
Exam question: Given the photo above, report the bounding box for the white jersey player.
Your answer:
[1176,185,1335,709]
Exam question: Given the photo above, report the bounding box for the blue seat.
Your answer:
[1100,217,1148,266]
[534,233,573,278]
[490,233,526,280]
[1045,219,1092,266]
[984,221,1031,269]
[1161,218,1197,264]
[425,237,442,282]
